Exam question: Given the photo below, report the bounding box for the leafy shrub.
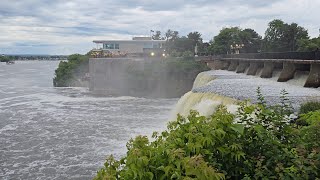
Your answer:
[299,101,320,114]
[298,110,320,126]
[94,91,319,179]
[181,51,194,58]
[0,56,13,62]
[53,54,89,87]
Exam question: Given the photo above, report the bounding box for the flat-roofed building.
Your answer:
[93,37,166,57]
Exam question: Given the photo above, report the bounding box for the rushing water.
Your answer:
[193,70,320,109]
[2,61,320,180]
[0,61,177,180]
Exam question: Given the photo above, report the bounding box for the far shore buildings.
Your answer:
[92,36,166,57]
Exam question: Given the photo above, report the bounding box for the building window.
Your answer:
[144,42,152,48]
[104,43,115,49]
[115,44,119,49]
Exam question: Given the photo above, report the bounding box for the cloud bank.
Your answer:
[0,0,319,54]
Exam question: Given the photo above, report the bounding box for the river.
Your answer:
[0,61,177,179]
[1,61,320,180]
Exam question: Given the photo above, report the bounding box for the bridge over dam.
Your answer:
[196,51,320,88]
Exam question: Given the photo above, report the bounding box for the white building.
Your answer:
[93,37,166,56]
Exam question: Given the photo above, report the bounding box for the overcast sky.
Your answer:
[0,0,319,55]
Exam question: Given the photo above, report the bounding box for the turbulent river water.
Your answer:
[0,61,177,180]
[1,61,320,180]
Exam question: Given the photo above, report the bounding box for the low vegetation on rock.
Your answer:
[53,54,89,87]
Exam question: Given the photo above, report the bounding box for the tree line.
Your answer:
[152,19,320,56]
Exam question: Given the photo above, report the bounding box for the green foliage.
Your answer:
[209,27,262,54]
[0,56,13,62]
[126,58,209,79]
[300,121,320,151]
[94,91,319,179]
[256,87,266,106]
[170,50,182,57]
[263,19,309,52]
[151,29,205,56]
[299,111,320,125]
[181,51,194,58]
[297,37,320,51]
[152,31,164,40]
[299,101,320,114]
[53,54,89,87]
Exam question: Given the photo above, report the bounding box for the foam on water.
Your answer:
[192,70,320,110]
[170,91,237,119]
[0,61,177,180]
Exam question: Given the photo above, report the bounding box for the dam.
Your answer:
[88,54,320,117]
[171,69,320,119]
[197,51,320,88]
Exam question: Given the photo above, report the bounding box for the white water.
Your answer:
[170,71,238,119]
[0,61,177,180]
[179,70,320,114]
[2,61,320,180]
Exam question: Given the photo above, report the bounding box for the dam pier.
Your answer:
[197,51,320,88]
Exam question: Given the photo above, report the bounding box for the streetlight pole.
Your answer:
[150,30,154,39]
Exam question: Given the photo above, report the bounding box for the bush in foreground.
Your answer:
[94,92,319,179]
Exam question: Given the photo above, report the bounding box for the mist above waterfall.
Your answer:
[89,58,208,98]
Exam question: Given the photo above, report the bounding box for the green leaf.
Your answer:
[231,124,245,135]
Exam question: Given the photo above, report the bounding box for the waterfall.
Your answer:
[270,70,309,87]
[287,71,309,87]
[192,72,216,89]
[170,68,320,121]
[170,72,239,120]
[170,91,238,118]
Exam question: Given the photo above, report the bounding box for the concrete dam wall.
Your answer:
[198,51,320,88]
[170,70,320,120]
[89,58,204,98]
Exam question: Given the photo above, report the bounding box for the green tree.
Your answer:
[0,55,13,62]
[240,28,262,53]
[172,31,179,41]
[209,27,261,54]
[187,31,202,46]
[263,19,309,52]
[165,29,173,41]
[209,27,241,54]
[152,31,162,40]
[187,31,204,53]
[297,37,320,51]
[53,54,89,87]
[171,36,193,52]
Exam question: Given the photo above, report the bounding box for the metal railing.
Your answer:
[197,51,320,60]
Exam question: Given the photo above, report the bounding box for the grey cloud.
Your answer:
[0,0,319,54]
